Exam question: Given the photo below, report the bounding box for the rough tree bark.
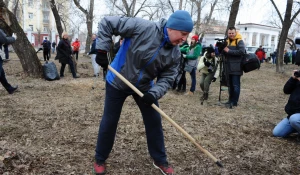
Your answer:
[73,0,94,53]
[0,4,43,78]
[226,0,240,33]
[270,0,300,72]
[50,0,64,40]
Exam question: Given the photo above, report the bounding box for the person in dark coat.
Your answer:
[41,37,50,61]
[55,32,79,78]
[0,29,18,94]
[273,70,300,137]
[223,26,246,108]
[172,41,188,92]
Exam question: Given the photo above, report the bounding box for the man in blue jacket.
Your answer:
[0,29,18,94]
[93,10,193,175]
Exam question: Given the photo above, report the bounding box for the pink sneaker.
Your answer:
[93,162,106,175]
[153,162,174,175]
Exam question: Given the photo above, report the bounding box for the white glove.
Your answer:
[182,54,186,58]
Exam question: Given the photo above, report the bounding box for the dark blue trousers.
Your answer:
[228,74,241,105]
[95,82,167,164]
[0,60,12,92]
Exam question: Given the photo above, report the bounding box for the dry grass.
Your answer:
[0,53,300,175]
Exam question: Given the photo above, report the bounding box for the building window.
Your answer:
[29,25,33,31]
[43,26,48,32]
[29,13,33,19]
[28,0,33,6]
[43,13,49,20]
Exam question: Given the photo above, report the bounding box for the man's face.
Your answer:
[167,28,190,46]
[228,29,236,40]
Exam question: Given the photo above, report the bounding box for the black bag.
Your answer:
[242,53,260,73]
[43,41,48,48]
[43,61,60,81]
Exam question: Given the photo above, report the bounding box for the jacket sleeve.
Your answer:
[0,29,15,45]
[197,56,205,71]
[96,16,141,51]
[283,77,298,94]
[214,57,220,78]
[228,40,245,56]
[186,45,200,60]
[89,41,96,54]
[180,45,189,54]
[148,50,181,99]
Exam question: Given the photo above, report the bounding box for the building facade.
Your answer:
[236,23,281,50]
[7,0,71,47]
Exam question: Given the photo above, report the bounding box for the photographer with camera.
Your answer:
[272,70,300,138]
[197,47,220,102]
[222,26,245,108]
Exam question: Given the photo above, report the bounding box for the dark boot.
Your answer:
[203,92,208,100]
[7,85,18,94]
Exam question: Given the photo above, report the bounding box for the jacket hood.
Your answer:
[234,32,242,40]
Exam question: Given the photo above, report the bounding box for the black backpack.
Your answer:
[43,41,48,48]
[242,53,260,73]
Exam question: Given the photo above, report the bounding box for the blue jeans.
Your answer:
[189,68,196,92]
[228,74,241,105]
[273,113,300,137]
[95,82,167,164]
[272,57,276,64]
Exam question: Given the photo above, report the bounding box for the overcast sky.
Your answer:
[236,0,286,24]
[84,0,287,33]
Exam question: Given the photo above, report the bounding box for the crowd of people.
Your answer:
[1,10,300,175]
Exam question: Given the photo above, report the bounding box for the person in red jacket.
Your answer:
[255,45,266,63]
[72,38,80,61]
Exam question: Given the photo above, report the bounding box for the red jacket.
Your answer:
[72,40,80,51]
[255,48,266,60]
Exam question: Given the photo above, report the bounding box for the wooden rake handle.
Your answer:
[108,65,223,168]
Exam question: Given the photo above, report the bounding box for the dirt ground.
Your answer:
[0,52,300,175]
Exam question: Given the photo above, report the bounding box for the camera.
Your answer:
[208,64,215,73]
[215,37,228,53]
[294,70,300,77]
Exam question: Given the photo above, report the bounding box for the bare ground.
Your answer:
[0,53,300,175]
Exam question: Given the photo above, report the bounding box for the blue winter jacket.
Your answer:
[96,16,181,99]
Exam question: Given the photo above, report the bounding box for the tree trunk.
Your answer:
[0,6,43,78]
[73,0,94,53]
[50,0,63,40]
[271,0,300,72]
[226,0,240,33]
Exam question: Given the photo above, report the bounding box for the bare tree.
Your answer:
[50,0,64,40]
[0,3,43,77]
[270,0,300,72]
[226,0,240,33]
[73,0,94,53]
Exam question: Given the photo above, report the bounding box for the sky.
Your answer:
[236,0,286,24]
[78,0,288,33]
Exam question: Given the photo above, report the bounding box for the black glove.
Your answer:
[96,50,108,70]
[140,93,156,105]
[204,61,211,67]
[211,77,217,82]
